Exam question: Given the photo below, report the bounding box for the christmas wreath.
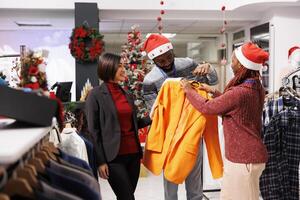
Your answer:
[69,25,104,63]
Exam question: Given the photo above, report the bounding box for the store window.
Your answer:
[250,23,270,94]
[232,30,245,50]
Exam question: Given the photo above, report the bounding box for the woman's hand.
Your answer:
[180,79,193,91]
[199,83,216,94]
[98,163,109,179]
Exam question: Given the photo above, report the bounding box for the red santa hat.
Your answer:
[235,42,269,71]
[288,46,300,68]
[142,34,173,59]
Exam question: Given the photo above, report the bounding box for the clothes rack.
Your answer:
[0,122,102,200]
[0,126,53,166]
[282,67,300,87]
[260,82,300,200]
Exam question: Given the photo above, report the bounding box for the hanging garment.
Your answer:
[79,135,98,178]
[45,167,100,200]
[143,78,223,184]
[262,95,284,127]
[48,160,100,195]
[35,180,82,200]
[59,128,89,164]
[260,97,300,200]
[58,149,93,175]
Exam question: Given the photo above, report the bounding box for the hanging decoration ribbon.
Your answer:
[157,0,165,34]
[220,5,227,66]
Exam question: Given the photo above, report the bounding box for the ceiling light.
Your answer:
[146,33,176,39]
[15,21,52,27]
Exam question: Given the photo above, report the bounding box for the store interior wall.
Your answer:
[226,6,300,93]
[270,7,300,91]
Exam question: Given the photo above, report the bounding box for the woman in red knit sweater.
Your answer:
[86,53,151,200]
[181,42,269,200]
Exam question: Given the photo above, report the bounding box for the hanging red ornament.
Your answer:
[158,25,163,31]
[160,1,164,5]
[221,58,227,66]
[221,6,226,11]
[220,27,225,34]
[160,10,165,15]
[157,16,162,21]
[221,43,226,48]
[224,20,227,25]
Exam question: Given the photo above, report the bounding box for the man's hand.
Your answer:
[98,163,109,179]
[192,63,211,76]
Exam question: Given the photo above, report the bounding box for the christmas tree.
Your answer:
[120,25,151,118]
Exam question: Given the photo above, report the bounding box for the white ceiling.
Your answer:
[0,8,263,34]
[0,1,299,44]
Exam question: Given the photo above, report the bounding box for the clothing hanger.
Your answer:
[37,137,58,161]
[281,86,300,101]
[3,161,34,199]
[15,167,38,189]
[282,67,300,87]
[35,150,49,164]
[28,157,45,174]
[0,193,10,200]
[23,164,37,176]
[3,178,34,199]
[41,146,57,161]
[44,141,59,155]
[64,122,73,129]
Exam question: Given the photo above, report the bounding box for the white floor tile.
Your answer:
[99,173,220,200]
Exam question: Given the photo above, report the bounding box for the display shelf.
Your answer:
[0,119,51,165]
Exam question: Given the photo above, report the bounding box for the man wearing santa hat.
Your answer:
[142,33,218,200]
[181,42,269,200]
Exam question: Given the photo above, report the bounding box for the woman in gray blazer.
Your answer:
[86,53,151,200]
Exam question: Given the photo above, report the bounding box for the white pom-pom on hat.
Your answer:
[262,64,268,72]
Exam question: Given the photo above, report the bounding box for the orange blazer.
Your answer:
[143,78,223,184]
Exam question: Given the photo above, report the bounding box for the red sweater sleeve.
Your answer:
[185,87,240,116]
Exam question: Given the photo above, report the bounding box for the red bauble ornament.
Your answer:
[221,43,226,48]
[160,1,164,5]
[220,27,225,34]
[224,20,227,25]
[160,10,165,15]
[221,6,226,11]
[158,25,163,31]
[221,58,227,66]
[157,16,162,21]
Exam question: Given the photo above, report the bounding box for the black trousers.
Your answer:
[107,153,140,200]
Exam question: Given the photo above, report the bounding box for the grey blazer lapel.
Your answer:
[99,84,119,120]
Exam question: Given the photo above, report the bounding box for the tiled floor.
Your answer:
[99,173,220,200]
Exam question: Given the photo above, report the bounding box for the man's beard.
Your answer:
[155,60,174,72]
